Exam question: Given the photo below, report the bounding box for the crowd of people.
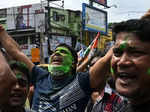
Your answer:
[0,9,150,112]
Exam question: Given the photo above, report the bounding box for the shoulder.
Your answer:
[104,84,124,102]
[32,65,49,76]
[31,65,50,83]
[77,72,92,94]
[91,85,127,112]
[103,85,127,111]
[77,71,89,82]
[25,108,36,112]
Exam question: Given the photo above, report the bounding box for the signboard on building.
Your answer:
[35,8,45,32]
[0,9,7,29]
[0,18,7,29]
[90,0,107,7]
[7,3,45,32]
[49,35,72,50]
[82,3,107,35]
[50,7,68,29]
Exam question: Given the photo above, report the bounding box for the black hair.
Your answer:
[56,43,78,73]
[112,19,150,42]
[9,60,30,85]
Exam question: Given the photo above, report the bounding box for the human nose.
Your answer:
[117,53,132,67]
[13,82,21,89]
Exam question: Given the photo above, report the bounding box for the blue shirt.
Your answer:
[31,66,92,112]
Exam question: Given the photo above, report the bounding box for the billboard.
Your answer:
[82,3,107,35]
[0,9,7,29]
[90,0,107,6]
[7,3,45,32]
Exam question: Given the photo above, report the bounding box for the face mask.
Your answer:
[49,47,74,77]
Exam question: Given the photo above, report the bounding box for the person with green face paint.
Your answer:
[0,51,17,107]
[49,47,74,77]
[47,46,76,90]
[0,24,116,112]
[87,18,150,112]
[0,60,34,112]
[2,10,150,112]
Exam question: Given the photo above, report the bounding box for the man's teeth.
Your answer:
[13,94,21,97]
[119,73,128,77]
[119,73,136,79]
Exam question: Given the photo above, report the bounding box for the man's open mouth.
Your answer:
[117,72,137,84]
[118,73,137,79]
[10,92,23,100]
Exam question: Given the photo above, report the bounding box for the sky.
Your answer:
[0,0,150,22]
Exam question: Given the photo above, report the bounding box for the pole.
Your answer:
[40,32,45,64]
[39,1,45,63]
[47,0,52,56]
[47,0,50,32]
[89,0,93,6]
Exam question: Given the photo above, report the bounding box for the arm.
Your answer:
[89,47,113,91]
[0,26,34,72]
[77,49,98,72]
[141,9,150,20]
[77,58,91,72]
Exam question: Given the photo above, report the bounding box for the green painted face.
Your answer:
[16,73,22,79]
[110,67,114,75]
[147,68,150,75]
[119,35,129,51]
[119,41,127,51]
[49,47,74,76]
[55,47,73,66]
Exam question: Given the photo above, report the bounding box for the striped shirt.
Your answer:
[85,84,128,112]
[31,66,92,112]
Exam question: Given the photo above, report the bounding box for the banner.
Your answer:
[78,32,100,61]
[90,0,107,6]
[31,48,40,63]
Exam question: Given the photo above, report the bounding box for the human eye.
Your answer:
[60,49,68,54]
[18,79,28,87]
[113,48,123,57]
[54,50,57,53]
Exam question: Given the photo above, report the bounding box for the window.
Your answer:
[60,15,65,21]
[53,11,59,21]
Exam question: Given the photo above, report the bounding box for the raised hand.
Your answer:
[141,9,150,20]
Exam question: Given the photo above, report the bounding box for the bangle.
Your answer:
[0,25,4,32]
